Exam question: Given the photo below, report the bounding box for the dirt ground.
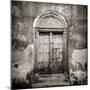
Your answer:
[32,73,70,88]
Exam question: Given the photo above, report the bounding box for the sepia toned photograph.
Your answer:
[11,0,88,89]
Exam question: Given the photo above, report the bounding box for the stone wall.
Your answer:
[12,1,87,84]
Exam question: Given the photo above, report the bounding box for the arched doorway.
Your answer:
[33,11,68,74]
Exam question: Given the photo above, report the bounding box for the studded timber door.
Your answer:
[37,32,63,74]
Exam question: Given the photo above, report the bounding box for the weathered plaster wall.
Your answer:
[12,1,87,81]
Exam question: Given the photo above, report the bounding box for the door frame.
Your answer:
[33,10,68,74]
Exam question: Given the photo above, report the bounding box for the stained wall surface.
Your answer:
[12,1,87,82]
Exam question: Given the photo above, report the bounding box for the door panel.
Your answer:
[52,34,63,62]
[38,33,50,74]
[38,33,49,62]
[50,34,63,73]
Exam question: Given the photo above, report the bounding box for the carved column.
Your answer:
[34,31,39,72]
[63,29,68,73]
[49,32,53,73]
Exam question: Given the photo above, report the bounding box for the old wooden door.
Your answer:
[37,32,63,74]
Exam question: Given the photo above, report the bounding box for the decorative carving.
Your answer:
[33,10,67,29]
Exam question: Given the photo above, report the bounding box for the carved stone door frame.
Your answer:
[33,10,68,73]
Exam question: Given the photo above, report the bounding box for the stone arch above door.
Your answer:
[33,10,67,29]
